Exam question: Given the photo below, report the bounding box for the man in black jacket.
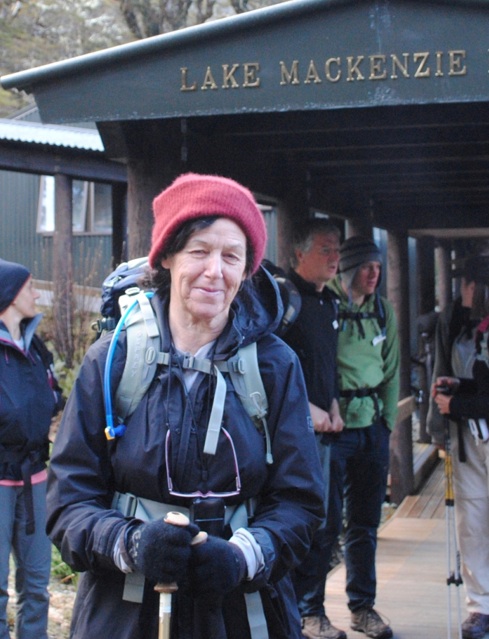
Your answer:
[284,220,346,639]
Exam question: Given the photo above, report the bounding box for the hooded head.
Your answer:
[339,236,382,292]
[0,259,31,314]
[459,254,489,286]
[458,254,489,320]
[148,173,267,275]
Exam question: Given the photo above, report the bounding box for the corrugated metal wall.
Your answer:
[0,169,112,286]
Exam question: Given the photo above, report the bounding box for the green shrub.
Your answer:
[51,545,78,587]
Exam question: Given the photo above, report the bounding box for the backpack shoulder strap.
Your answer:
[115,290,166,420]
[375,293,386,333]
[222,342,273,464]
[104,289,168,440]
[338,292,386,336]
[31,333,53,369]
[105,294,273,464]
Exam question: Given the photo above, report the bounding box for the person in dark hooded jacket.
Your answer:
[46,173,324,639]
[0,259,63,639]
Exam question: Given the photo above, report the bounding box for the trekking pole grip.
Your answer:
[154,512,207,639]
[154,511,208,594]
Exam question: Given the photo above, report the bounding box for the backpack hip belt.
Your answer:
[112,490,257,603]
[340,386,382,423]
[339,385,381,399]
[112,490,257,528]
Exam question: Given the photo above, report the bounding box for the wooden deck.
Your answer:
[325,459,469,638]
[394,454,445,520]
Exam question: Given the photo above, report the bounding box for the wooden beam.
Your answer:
[0,144,127,182]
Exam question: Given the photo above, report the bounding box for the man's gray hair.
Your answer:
[289,219,341,268]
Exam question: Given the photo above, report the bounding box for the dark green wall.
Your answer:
[0,169,113,286]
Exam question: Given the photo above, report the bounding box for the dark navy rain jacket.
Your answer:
[46,268,324,639]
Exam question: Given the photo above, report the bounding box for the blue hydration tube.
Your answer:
[104,291,154,440]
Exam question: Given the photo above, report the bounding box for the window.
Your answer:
[37,176,55,232]
[90,182,112,233]
[72,180,88,232]
[37,176,112,235]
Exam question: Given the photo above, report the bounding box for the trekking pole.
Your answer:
[154,512,207,639]
[444,421,463,639]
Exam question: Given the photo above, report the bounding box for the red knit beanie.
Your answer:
[149,173,267,274]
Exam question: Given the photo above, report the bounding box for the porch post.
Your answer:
[126,160,174,259]
[111,182,127,267]
[416,237,436,315]
[53,173,74,368]
[415,236,436,442]
[387,230,414,504]
[435,240,452,311]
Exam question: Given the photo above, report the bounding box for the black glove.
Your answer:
[125,519,200,585]
[189,537,247,598]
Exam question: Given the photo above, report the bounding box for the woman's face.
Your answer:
[460,277,475,308]
[12,277,40,319]
[161,218,247,325]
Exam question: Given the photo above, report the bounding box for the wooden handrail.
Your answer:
[396,395,416,425]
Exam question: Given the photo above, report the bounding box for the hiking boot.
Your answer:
[301,614,347,639]
[350,608,393,639]
[462,613,489,639]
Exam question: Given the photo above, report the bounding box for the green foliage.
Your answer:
[51,545,79,587]
[0,0,135,116]
[38,304,97,397]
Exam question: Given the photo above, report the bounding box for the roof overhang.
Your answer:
[3,0,489,123]
[0,119,126,182]
[3,0,489,240]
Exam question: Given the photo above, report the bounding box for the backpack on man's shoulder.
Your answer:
[337,292,387,339]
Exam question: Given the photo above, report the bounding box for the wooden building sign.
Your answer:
[3,0,489,124]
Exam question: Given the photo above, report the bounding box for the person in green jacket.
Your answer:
[322,236,400,639]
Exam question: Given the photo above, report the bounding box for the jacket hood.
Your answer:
[0,313,43,352]
[328,276,348,301]
[329,275,379,308]
[230,264,284,346]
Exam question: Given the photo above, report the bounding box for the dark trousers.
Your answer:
[296,422,390,617]
[294,437,331,618]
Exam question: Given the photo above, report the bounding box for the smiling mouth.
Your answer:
[196,287,224,295]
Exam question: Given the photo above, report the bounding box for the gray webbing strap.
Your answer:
[226,343,273,464]
[122,572,145,603]
[245,593,269,639]
[227,503,269,638]
[182,354,213,374]
[112,492,261,614]
[112,491,250,528]
[112,491,190,521]
[203,365,227,455]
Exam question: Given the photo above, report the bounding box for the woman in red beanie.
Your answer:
[47,174,324,639]
[0,259,64,639]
